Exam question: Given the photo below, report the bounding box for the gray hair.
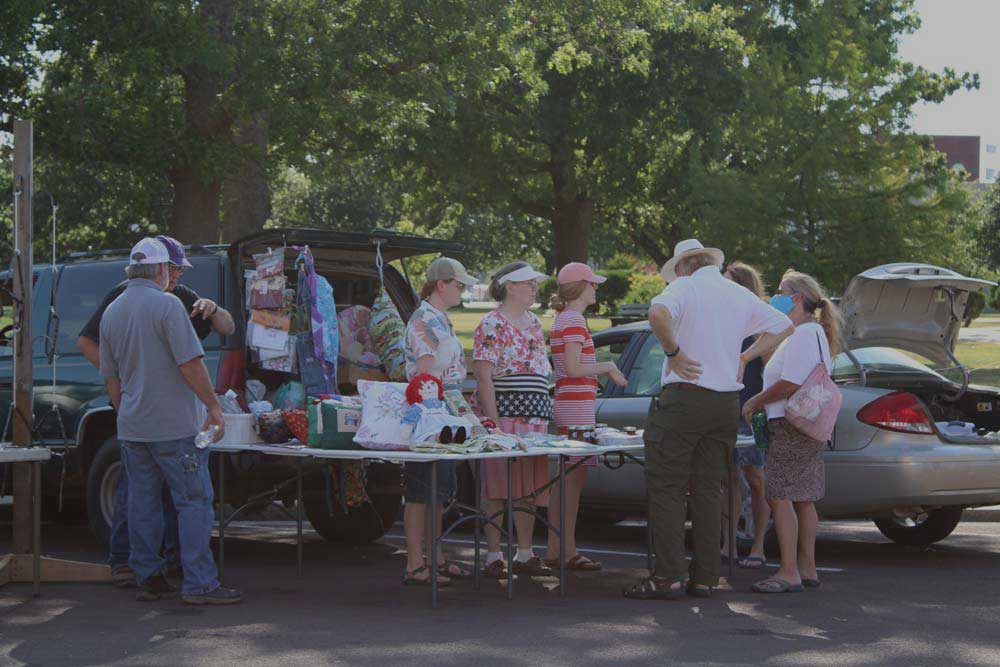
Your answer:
[125,263,166,281]
[676,252,720,277]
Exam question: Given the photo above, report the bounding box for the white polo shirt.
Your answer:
[651,266,792,392]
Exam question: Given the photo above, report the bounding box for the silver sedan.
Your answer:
[580,263,1000,546]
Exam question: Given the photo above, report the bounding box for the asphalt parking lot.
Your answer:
[3,513,1000,666]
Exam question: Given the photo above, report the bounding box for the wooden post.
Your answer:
[11,119,35,554]
[1,121,112,589]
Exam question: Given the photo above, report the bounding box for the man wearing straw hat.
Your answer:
[623,239,793,600]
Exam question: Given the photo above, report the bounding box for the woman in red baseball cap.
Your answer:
[544,262,628,571]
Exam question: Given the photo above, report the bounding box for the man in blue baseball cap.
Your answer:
[76,235,235,588]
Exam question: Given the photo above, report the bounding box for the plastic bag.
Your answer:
[273,381,306,411]
[217,389,243,415]
[253,248,284,278]
[249,275,286,310]
[367,288,407,382]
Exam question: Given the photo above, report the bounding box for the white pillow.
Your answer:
[353,379,413,450]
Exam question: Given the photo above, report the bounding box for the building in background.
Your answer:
[931,135,999,184]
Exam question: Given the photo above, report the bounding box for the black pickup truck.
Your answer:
[1,228,462,545]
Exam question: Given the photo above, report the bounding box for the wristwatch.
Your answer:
[665,345,680,358]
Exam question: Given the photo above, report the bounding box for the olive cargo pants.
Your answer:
[643,385,739,587]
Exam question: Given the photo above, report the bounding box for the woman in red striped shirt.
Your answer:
[544,262,628,571]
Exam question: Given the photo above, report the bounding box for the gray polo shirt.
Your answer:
[99,278,207,442]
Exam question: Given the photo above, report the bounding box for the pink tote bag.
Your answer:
[784,332,842,443]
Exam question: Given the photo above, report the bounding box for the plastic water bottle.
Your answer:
[195,425,219,449]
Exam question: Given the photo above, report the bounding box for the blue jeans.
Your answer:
[108,450,181,570]
[121,438,219,595]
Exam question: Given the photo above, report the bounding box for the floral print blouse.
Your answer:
[403,300,466,388]
[473,310,551,378]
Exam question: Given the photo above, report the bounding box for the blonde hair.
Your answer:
[488,261,530,303]
[726,261,766,299]
[780,270,844,356]
[550,280,589,312]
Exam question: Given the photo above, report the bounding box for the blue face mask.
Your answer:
[769,294,795,315]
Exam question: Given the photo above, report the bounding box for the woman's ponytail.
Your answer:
[816,297,844,357]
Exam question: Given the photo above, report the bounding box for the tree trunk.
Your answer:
[551,195,593,268]
[221,111,272,243]
[168,0,237,246]
[169,168,223,245]
[548,140,593,268]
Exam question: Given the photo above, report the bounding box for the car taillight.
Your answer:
[856,391,935,434]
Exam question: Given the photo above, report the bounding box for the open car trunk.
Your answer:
[840,263,1000,442]
[227,227,464,396]
[841,262,995,393]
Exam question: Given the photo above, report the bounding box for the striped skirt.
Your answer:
[553,396,598,469]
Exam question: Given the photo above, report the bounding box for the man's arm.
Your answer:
[742,327,793,365]
[190,298,235,336]
[77,336,101,370]
[648,303,701,381]
[178,356,226,442]
[104,377,122,412]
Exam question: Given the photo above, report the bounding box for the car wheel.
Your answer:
[86,436,121,546]
[873,507,964,546]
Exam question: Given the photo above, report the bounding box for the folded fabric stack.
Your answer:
[411,439,488,455]
[247,249,297,373]
[409,432,528,454]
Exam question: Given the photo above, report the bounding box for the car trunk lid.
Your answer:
[841,263,995,368]
[230,228,464,268]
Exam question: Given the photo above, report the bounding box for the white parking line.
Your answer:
[381,532,845,573]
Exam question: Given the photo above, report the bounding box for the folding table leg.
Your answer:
[506,456,514,601]
[33,460,41,597]
[727,457,735,581]
[558,454,566,598]
[473,460,481,590]
[430,462,439,609]
[218,452,226,581]
[296,458,304,580]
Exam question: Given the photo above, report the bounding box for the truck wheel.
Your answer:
[301,465,401,544]
[302,492,397,544]
[873,507,964,546]
[86,436,121,546]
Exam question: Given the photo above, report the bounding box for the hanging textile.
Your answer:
[294,245,338,393]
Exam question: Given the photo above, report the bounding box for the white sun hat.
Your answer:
[660,239,724,283]
[498,265,549,284]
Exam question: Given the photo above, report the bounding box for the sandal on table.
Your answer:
[623,577,684,600]
[739,556,767,569]
[751,577,804,594]
[436,560,474,580]
[403,565,451,587]
[543,554,602,571]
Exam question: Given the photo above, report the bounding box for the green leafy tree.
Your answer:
[976,180,1000,272]
[659,0,978,291]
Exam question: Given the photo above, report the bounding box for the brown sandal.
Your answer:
[511,556,552,576]
[483,559,507,579]
[543,554,602,571]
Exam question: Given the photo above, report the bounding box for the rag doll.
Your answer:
[401,373,469,444]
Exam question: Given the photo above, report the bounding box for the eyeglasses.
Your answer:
[169,264,186,276]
